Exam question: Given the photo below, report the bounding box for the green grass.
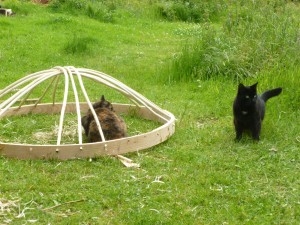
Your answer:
[164,0,300,82]
[0,0,300,224]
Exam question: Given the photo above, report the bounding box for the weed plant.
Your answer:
[154,0,226,23]
[64,35,97,55]
[166,0,300,82]
[50,0,117,22]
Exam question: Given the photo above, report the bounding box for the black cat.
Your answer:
[233,82,282,141]
[81,95,127,142]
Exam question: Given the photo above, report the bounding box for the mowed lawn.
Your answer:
[0,1,299,224]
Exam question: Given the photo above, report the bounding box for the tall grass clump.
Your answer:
[64,35,97,55]
[154,0,226,23]
[49,0,118,22]
[167,1,300,82]
[86,2,115,22]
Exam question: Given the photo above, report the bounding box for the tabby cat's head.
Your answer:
[93,95,114,111]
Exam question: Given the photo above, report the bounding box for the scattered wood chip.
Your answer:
[0,198,19,214]
[116,155,140,168]
[151,176,164,184]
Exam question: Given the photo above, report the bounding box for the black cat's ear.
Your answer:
[251,82,258,89]
[251,82,258,87]
[101,95,105,102]
[238,83,245,90]
[237,83,245,95]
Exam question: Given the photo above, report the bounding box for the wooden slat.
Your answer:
[0,103,170,123]
[0,98,39,105]
[0,103,175,160]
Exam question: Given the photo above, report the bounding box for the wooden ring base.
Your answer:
[0,103,175,160]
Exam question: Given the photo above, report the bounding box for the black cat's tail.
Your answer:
[261,87,282,102]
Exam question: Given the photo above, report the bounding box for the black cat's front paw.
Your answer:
[252,132,260,141]
[235,132,242,141]
[234,138,241,143]
[252,136,260,141]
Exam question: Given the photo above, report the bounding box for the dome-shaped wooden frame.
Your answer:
[0,66,175,160]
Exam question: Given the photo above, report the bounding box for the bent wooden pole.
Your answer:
[0,66,176,160]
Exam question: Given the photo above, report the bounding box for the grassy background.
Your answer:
[0,0,299,224]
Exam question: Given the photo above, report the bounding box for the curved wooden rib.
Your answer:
[0,66,176,160]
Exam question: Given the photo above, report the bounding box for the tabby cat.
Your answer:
[233,82,282,141]
[81,95,127,142]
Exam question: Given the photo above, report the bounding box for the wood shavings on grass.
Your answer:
[116,155,140,168]
[32,120,78,144]
[151,176,165,184]
[149,208,160,213]
[0,198,19,215]
[80,175,96,180]
[0,114,79,145]
[0,198,38,224]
